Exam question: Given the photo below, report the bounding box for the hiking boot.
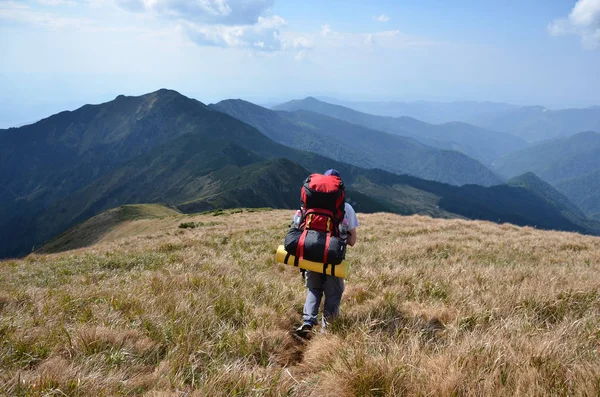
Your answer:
[295,322,313,337]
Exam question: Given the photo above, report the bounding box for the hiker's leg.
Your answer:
[303,271,324,326]
[302,288,323,326]
[322,276,345,328]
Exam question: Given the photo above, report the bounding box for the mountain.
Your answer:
[507,173,585,218]
[348,169,600,235]
[272,97,526,165]
[319,98,518,124]
[0,90,332,258]
[494,131,600,183]
[211,99,502,186]
[34,141,307,245]
[475,106,600,143]
[3,90,599,259]
[495,131,600,219]
[506,172,600,229]
[0,90,404,258]
[555,171,600,221]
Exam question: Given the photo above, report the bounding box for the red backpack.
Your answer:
[284,173,347,269]
[300,173,345,237]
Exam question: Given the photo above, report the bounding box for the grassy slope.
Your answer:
[1,210,599,396]
[36,204,181,254]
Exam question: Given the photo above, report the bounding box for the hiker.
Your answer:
[296,169,359,335]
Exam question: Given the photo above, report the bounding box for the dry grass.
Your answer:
[1,209,599,396]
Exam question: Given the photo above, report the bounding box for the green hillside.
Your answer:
[494,131,600,182]
[355,169,600,235]
[36,204,181,254]
[507,173,586,218]
[494,131,600,218]
[273,97,526,164]
[17,140,309,257]
[506,172,600,230]
[555,171,600,221]
[211,99,503,186]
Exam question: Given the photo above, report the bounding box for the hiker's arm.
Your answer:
[346,228,357,247]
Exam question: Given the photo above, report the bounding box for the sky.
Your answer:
[1,0,600,127]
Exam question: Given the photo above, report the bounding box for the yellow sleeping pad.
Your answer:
[275,245,349,278]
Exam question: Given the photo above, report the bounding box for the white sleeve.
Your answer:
[344,203,359,230]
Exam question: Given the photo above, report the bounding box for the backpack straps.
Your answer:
[295,228,309,264]
[323,233,331,264]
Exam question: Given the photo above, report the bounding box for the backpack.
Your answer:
[284,174,347,267]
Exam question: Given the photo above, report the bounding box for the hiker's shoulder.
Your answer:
[344,203,358,224]
[344,202,356,213]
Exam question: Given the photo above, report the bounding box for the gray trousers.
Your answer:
[302,270,345,327]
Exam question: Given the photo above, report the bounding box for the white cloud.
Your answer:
[548,0,600,49]
[0,0,433,57]
[184,15,285,51]
[114,0,274,25]
[113,0,287,51]
[288,36,311,49]
[571,0,600,26]
[373,14,389,22]
[294,50,306,61]
[283,36,312,60]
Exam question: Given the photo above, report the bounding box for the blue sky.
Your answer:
[1,0,599,127]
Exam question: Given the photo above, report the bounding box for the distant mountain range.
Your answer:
[2,89,599,259]
[273,97,526,165]
[495,131,600,220]
[475,106,600,143]
[315,98,600,144]
[318,98,519,125]
[211,99,502,186]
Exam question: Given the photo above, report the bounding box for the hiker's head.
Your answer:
[324,169,341,178]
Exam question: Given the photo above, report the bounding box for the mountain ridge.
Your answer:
[494,131,600,183]
[273,97,526,164]
[211,99,503,186]
[314,97,519,124]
